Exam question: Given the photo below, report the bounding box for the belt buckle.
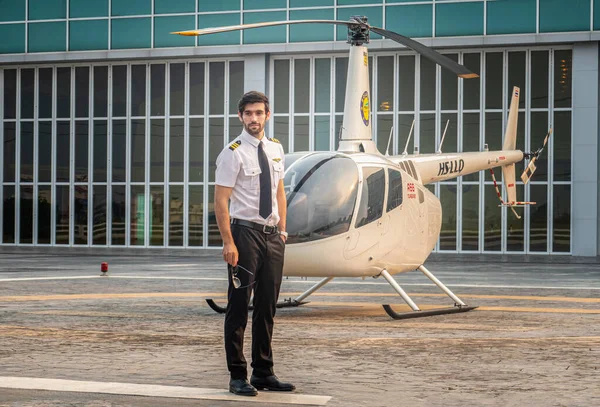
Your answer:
[262,224,274,234]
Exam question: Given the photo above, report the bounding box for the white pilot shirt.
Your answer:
[215,130,286,227]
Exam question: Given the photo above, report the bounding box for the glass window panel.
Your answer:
[131,65,146,117]
[93,121,107,182]
[20,122,33,182]
[74,122,89,183]
[112,65,127,117]
[243,0,285,9]
[112,0,151,16]
[440,113,457,153]
[0,23,25,54]
[274,60,290,114]
[154,15,195,48]
[531,51,549,109]
[70,0,108,18]
[398,114,414,155]
[169,63,185,116]
[315,116,330,151]
[553,111,571,181]
[150,64,166,116]
[508,51,526,109]
[294,59,310,114]
[189,118,204,182]
[335,57,348,113]
[2,186,15,243]
[355,167,385,228]
[155,0,194,14]
[70,20,108,51]
[314,59,331,114]
[420,56,435,111]
[20,186,33,243]
[463,53,481,110]
[28,22,66,52]
[377,56,394,113]
[377,115,393,155]
[487,0,536,35]
[74,184,89,244]
[515,111,526,177]
[111,18,151,49]
[150,186,164,246]
[531,112,549,181]
[170,119,184,182]
[506,184,524,251]
[38,186,52,244]
[243,11,286,44]
[419,113,435,154]
[0,0,25,22]
[229,117,243,143]
[189,62,205,116]
[552,184,570,252]
[338,0,381,4]
[130,185,145,246]
[39,68,53,119]
[209,62,225,115]
[131,119,146,182]
[436,2,483,37]
[229,61,244,115]
[4,69,17,119]
[55,185,70,245]
[169,185,184,246]
[188,185,203,246]
[485,52,503,109]
[484,112,503,182]
[21,68,34,119]
[294,116,309,152]
[57,67,71,118]
[540,0,590,32]
[198,13,240,46]
[75,67,90,118]
[439,184,457,250]
[336,7,382,40]
[199,0,239,11]
[38,122,52,182]
[529,184,547,252]
[112,185,126,245]
[334,115,342,150]
[150,119,165,182]
[290,9,334,42]
[484,185,502,251]
[441,54,458,111]
[208,119,223,182]
[56,121,70,182]
[554,50,572,108]
[29,0,66,19]
[461,184,479,251]
[387,169,403,212]
[595,0,600,29]
[93,185,106,245]
[208,185,221,246]
[273,117,289,153]
[462,113,480,181]
[94,66,108,117]
[112,120,126,182]
[386,4,432,38]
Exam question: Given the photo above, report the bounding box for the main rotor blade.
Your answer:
[370,26,479,79]
[172,20,356,36]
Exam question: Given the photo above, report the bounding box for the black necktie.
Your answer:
[258,141,272,219]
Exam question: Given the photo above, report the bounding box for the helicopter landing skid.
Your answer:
[380,266,477,320]
[205,298,309,314]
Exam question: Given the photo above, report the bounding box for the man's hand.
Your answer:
[223,242,239,267]
[279,234,287,244]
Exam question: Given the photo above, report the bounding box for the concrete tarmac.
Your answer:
[0,248,599,406]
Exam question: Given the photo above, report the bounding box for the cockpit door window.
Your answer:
[387,168,403,212]
[355,167,385,228]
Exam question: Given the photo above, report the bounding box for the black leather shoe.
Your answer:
[250,375,296,392]
[229,379,258,396]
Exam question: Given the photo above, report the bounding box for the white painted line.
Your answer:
[0,276,102,282]
[0,377,331,405]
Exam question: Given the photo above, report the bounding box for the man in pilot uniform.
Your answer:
[214,91,294,396]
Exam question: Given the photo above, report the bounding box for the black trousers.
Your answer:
[224,224,285,380]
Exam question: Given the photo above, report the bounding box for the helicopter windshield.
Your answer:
[285,153,359,244]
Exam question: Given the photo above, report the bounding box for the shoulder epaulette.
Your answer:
[229,140,241,151]
[268,137,280,144]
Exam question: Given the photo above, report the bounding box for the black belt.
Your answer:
[231,218,278,234]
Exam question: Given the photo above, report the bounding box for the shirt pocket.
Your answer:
[241,166,261,190]
[272,161,284,188]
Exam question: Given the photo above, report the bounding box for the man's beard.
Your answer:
[244,122,264,136]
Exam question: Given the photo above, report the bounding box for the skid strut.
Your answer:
[205,276,333,314]
[382,266,477,320]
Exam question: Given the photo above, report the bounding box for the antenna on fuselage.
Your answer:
[401,119,415,156]
[437,119,450,154]
[384,126,394,156]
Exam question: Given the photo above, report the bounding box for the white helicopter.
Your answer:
[174,17,550,319]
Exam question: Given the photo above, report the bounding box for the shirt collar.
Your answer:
[240,129,266,148]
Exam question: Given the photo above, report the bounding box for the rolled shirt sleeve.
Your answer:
[215,148,241,188]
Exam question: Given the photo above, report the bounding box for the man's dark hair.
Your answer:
[238,91,270,114]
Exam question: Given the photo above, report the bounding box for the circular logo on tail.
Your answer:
[360,91,370,127]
